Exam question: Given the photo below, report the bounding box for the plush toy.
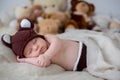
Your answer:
[29,5,45,23]
[35,11,70,35]
[12,5,45,31]
[14,5,44,22]
[65,0,96,31]
[30,0,68,14]
[28,0,68,34]
[45,11,70,25]
[71,0,95,16]
[14,5,32,19]
[109,19,120,33]
[10,5,31,31]
[37,18,64,35]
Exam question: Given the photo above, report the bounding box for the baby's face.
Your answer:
[24,37,48,58]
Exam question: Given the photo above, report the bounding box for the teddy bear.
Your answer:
[28,0,69,34]
[65,0,96,31]
[35,11,70,35]
[14,5,32,19]
[45,11,70,26]
[37,18,64,35]
[29,5,45,23]
[14,5,45,23]
[9,5,32,31]
[10,4,45,31]
[30,0,68,14]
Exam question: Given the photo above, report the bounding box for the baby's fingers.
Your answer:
[16,56,25,63]
[37,60,46,67]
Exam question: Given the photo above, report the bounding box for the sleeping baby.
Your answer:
[1,18,120,80]
[1,19,86,71]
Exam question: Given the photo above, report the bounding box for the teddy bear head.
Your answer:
[38,18,64,35]
[30,0,67,14]
[45,11,70,25]
[36,11,70,35]
[71,0,95,16]
[30,5,45,23]
[14,5,32,19]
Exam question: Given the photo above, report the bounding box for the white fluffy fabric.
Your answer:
[58,30,120,80]
[0,27,120,80]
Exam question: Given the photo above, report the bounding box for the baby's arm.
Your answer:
[17,34,61,67]
[43,34,62,60]
[17,54,51,67]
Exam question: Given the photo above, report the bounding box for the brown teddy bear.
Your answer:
[65,0,96,31]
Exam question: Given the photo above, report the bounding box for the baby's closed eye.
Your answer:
[33,39,37,44]
[28,49,32,54]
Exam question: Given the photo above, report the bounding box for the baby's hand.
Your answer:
[17,56,26,63]
[16,55,51,67]
[37,54,51,67]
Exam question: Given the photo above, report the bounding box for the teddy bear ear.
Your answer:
[19,19,34,30]
[1,34,12,48]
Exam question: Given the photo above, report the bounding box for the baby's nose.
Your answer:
[33,45,38,51]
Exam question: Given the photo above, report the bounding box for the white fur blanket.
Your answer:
[0,28,120,80]
[58,30,120,80]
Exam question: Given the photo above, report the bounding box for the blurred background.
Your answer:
[0,0,120,17]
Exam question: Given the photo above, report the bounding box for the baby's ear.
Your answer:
[1,34,12,48]
[19,18,34,30]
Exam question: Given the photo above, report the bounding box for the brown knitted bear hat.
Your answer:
[1,19,45,58]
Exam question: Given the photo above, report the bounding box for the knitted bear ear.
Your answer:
[19,19,34,30]
[1,34,12,48]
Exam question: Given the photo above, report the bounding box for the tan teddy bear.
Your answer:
[34,11,70,35]
[30,5,45,23]
[45,11,70,25]
[14,5,32,19]
[12,5,45,31]
[30,0,68,14]
[38,18,63,35]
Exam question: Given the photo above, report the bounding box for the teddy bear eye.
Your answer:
[82,3,86,7]
[44,6,47,9]
[47,26,51,31]
[47,26,49,30]
[52,4,55,7]
[24,6,28,9]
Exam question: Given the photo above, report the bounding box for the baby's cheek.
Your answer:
[33,52,40,57]
[42,47,47,54]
